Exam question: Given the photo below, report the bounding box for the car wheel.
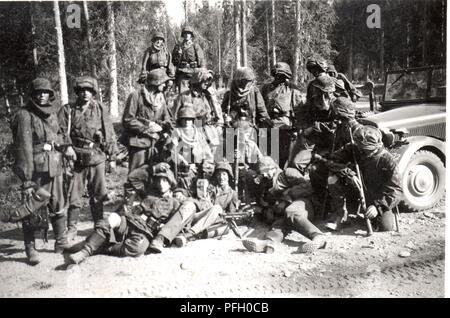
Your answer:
[401,150,445,212]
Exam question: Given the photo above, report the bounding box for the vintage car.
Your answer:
[360,65,446,212]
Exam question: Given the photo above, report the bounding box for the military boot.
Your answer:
[299,234,327,254]
[67,232,106,265]
[148,234,165,253]
[66,207,80,241]
[90,200,104,225]
[242,239,275,254]
[52,215,70,254]
[25,242,40,266]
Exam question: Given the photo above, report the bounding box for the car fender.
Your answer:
[391,136,446,173]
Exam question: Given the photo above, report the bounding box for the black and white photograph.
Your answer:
[0,0,446,299]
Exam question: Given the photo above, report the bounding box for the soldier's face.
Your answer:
[183,33,193,41]
[157,177,171,194]
[216,171,229,187]
[32,90,51,106]
[181,118,194,128]
[153,38,164,50]
[314,92,332,111]
[174,192,187,202]
[77,88,94,104]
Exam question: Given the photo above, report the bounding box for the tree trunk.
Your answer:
[347,14,354,81]
[184,0,189,25]
[292,0,301,84]
[218,15,222,87]
[30,2,38,70]
[422,0,428,66]
[380,28,384,78]
[106,1,119,118]
[406,16,410,68]
[53,1,68,105]
[241,0,247,67]
[234,0,241,68]
[83,1,98,78]
[266,10,271,76]
[271,0,276,65]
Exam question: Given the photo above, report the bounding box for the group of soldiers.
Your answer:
[0,26,402,267]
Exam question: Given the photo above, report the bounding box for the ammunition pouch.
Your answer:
[33,143,63,177]
[73,138,106,166]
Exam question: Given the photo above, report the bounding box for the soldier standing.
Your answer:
[221,67,272,129]
[260,62,303,167]
[172,26,206,93]
[122,69,174,173]
[327,65,362,102]
[8,78,70,264]
[174,69,223,156]
[59,76,118,241]
[139,32,175,87]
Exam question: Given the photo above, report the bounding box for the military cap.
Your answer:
[353,125,383,152]
[311,74,335,93]
[214,160,234,179]
[30,78,55,98]
[306,59,328,74]
[177,106,197,120]
[181,26,195,37]
[190,69,214,85]
[233,67,255,82]
[256,156,279,175]
[153,162,177,188]
[147,69,171,86]
[332,97,356,120]
[271,62,292,78]
[152,31,165,41]
[74,76,98,95]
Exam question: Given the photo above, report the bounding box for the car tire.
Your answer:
[400,150,445,212]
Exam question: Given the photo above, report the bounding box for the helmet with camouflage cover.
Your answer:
[74,76,98,95]
[332,97,356,120]
[147,69,171,86]
[256,156,280,175]
[190,69,214,85]
[153,162,177,188]
[152,31,165,42]
[311,74,335,93]
[181,26,195,37]
[233,67,255,82]
[271,62,292,79]
[177,106,197,120]
[213,160,234,179]
[353,125,383,154]
[30,78,55,98]
[306,59,328,75]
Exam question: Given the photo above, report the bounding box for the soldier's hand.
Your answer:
[22,187,35,200]
[365,205,378,219]
[108,161,117,173]
[64,146,77,161]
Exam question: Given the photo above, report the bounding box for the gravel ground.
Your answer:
[0,166,445,298]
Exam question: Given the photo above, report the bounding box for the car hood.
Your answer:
[361,104,446,130]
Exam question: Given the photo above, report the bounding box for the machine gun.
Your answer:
[219,204,255,239]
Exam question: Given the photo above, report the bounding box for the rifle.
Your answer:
[348,126,374,236]
[234,129,240,192]
[313,153,372,235]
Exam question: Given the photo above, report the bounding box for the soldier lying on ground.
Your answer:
[242,156,327,254]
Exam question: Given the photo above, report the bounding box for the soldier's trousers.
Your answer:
[128,146,158,174]
[287,135,314,173]
[22,173,67,245]
[265,198,323,243]
[327,174,396,232]
[68,161,107,226]
[85,215,151,257]
[158,201,222,243]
